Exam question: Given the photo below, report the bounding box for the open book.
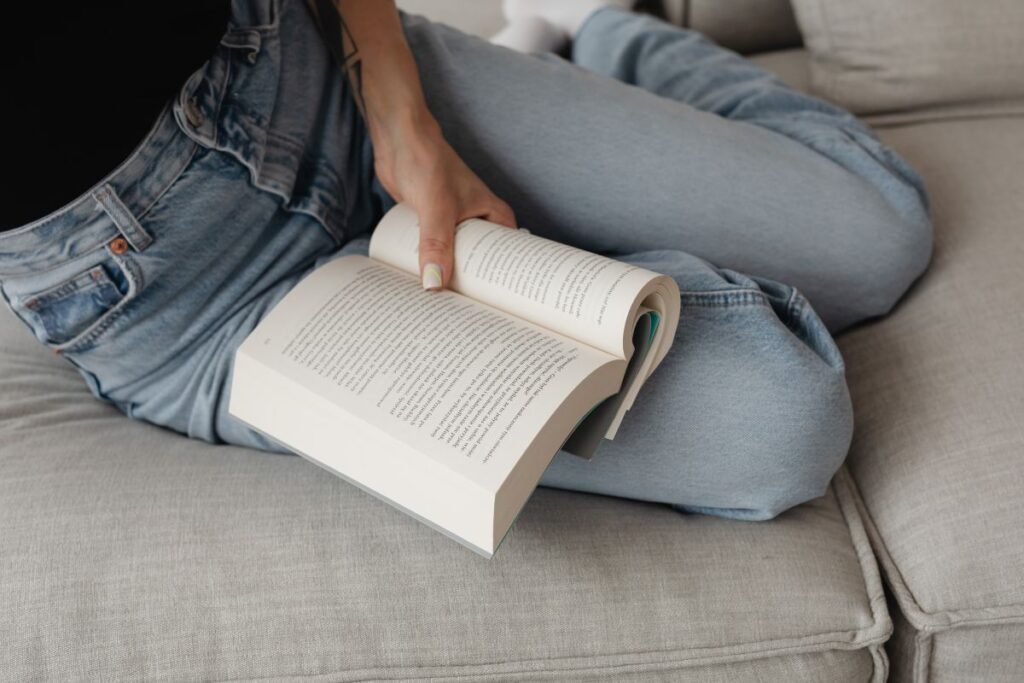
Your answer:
[229,204,679,557]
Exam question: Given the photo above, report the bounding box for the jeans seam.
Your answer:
[93,185,155,252]
[786,286,804,321]
[678,289,769,308]
[0,240,118,278]
[174,48,232,154]
[52,250,141,354]
[22,266,115,310]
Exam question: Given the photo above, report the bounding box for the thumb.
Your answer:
[418,207,455,291]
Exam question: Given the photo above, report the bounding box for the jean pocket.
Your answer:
[4,250,134,350]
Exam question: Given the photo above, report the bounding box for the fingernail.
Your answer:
[422,263,443,291]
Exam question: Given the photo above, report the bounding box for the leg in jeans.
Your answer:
[541,250,852,520]
[0,4,924,521]
[392,10,932,517]
[398,9,933,333]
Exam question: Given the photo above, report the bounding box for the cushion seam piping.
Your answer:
[831,469,892,640]
[219,637,885,683]
[211,484,891,682]
[842,467,1024,631]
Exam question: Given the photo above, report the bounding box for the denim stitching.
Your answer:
[208,49,230,150]
[0,236,121,279]
[678,289,769,308]
[53,250,140,354]
[174,47,231,152]
[0,136,196,279]
[134,141,201,223]
[22,266,114,310]
[225,0,280,34]
[93,185,154,251]
[220,30,262,54]
[785,286,803,322]
[0,103,184,240]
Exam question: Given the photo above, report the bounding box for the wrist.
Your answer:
[369,100,448,194]
[361,68,436,139]
[375,101,437,138]
[369,100,443,159]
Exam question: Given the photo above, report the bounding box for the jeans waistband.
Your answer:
[0,104,198,277]
[0,0,289,277]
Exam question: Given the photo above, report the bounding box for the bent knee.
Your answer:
[738,379,853,520]
[807,156,934,331]
[677,386,853,521]
[793,193,933,333]
[833,205,933,329]
[668,291,854,520]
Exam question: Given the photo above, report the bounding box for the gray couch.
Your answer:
[3,1,1022,681]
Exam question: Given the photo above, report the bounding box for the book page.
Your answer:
[562,309,656,459]
[240,255,623,492]
[369,204,678,361]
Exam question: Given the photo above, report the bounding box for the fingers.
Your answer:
[481,198,517,230]
[418,206,455,291]
[417,195,516,292]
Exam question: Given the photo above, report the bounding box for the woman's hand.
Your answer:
[373,110,516,290]
[305,0,515,290]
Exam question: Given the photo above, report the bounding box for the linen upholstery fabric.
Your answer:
[751,49,1024,128]
[788,0,1024,114]
[733,46,1024,683]
[683,0,802,54]
[0,304,891,680]
[749,48,811,93]
[396,0,505,38]
[839,116,1024,681]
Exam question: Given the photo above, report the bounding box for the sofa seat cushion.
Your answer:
[0,304,891,680]
[839,116,1024,681]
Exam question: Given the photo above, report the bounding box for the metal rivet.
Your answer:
[110,237,130,255]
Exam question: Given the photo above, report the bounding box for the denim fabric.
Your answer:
[403,8,933,332]
[0,2,931,520]
[0,0,374,450]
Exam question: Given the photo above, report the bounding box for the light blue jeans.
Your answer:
[0,1,931,521]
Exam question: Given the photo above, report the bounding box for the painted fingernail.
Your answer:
[422,263,443,291]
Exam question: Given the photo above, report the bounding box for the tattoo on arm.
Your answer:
[307,0,368,115]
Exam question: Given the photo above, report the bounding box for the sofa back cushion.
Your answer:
[789,0,1024,114]
[674,0,802,54]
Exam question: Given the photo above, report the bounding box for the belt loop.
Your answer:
[220,28,262,64]
[93,184,154,252]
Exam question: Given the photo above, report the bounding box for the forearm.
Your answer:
[306,0,515,289]
[306,0,434,143]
